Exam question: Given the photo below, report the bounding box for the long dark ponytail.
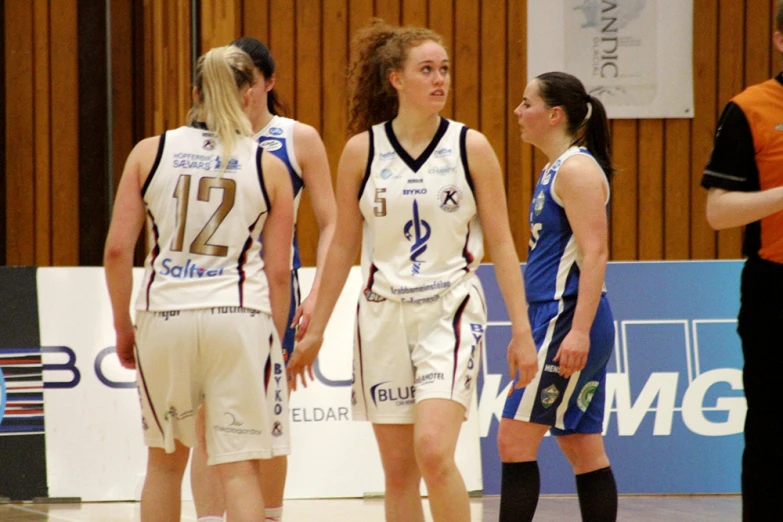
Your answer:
[536,72,613,181]
[231,37,287,116]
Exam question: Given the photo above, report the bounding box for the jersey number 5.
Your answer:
[374,188,387,217]
[171,174,237,256]
[529,222,543,250]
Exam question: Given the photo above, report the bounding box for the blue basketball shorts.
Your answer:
[502,295,615,435]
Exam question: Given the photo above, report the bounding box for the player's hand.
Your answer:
[115,328,136,370]
[507,332,538,389]
[554,329,589,378]
[292,292,316,342]
[286,331,323,391]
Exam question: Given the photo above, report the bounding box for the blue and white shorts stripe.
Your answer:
[502,295,615,435]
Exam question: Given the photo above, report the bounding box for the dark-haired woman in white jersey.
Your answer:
[104,45,293,522]
[287,20,537,522]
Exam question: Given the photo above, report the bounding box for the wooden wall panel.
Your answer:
[268,2,296,117]
[5,0,781,266]
[690,0,718,259]
[480,0,507,172]
[506,0,531,252]
[33,1,52,266]
[453,0,479,130]
[375,0,401,25]
[402,0,428,27]
[242,0,269,43]
[201,0,240,51]
[638,120,664,260]
[4,1,35,266]
[49,0,80,266]
[715,0,745,259]
[348,0,374,69]
[321,0,349,176]
[295,0,324,264]
[610,120,639,260]
[664,119,692,260]
[110,0,136,193]
[428,0,455,120]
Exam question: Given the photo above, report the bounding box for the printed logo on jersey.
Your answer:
[363,289,386,302]
[403,188,427,196]
[379,151,397,161]
[214,156,241,171]
[540,384,560,409]
[268,127,284,136]
[160,258,225,279]
[403,200,431,275]
[378,168,399,180]
[272,421,284,436]
[534,191,546,216]
[577,381,599,412]
[434,147,453,158]
[260,139,283,152]
[542,157,563,186]
[370,381,415,407]
[428,165,457,175]
[172,152,215,171]
[202,138,215,151]
[438,185,462,213]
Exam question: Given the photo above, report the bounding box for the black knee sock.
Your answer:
[575,466,618,522]
[499,461,540,522]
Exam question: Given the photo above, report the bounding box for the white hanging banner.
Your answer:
[527,0,694,119]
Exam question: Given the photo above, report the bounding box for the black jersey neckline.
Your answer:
[384,117,449,173]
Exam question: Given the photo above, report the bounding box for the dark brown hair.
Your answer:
[536,71,614,181]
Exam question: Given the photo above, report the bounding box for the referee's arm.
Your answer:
[702,102,783,229]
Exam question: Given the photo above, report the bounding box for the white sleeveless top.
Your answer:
[254,116,304,270]
[136,125,272,313]
[358,118,483,303]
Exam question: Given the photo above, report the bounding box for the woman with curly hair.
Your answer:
[287,20,536,522]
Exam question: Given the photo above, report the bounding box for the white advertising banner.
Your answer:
[527,0,694,119]
[36,267,482,501]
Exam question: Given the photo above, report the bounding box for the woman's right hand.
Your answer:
[507,332,538,389]
[286,332,324,391]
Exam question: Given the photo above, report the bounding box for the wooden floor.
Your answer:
[0,495,741,521]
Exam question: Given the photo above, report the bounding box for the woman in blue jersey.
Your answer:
[498,72,617,522]
[189,37,336,522]
[288,21,537,522]
[104,45,294,522]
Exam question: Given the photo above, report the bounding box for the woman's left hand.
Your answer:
[286,331,324,391]
[553,329,590,378]
[292,292,316,342]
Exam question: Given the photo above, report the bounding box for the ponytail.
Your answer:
[187,46,255,177]
[536,72,614,181]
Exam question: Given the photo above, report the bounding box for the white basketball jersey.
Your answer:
[254,116,303,270]
[136,125,272,313]
[358,118,483,303]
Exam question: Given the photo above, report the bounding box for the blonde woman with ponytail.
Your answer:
[104,45,293,522]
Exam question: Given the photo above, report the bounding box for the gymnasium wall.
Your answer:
[3,0,783,267]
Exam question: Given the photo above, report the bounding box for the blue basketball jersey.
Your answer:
[255,116,303,270]
[524,146,609,303]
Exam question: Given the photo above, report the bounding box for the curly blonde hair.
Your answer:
[347,20,443,136]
